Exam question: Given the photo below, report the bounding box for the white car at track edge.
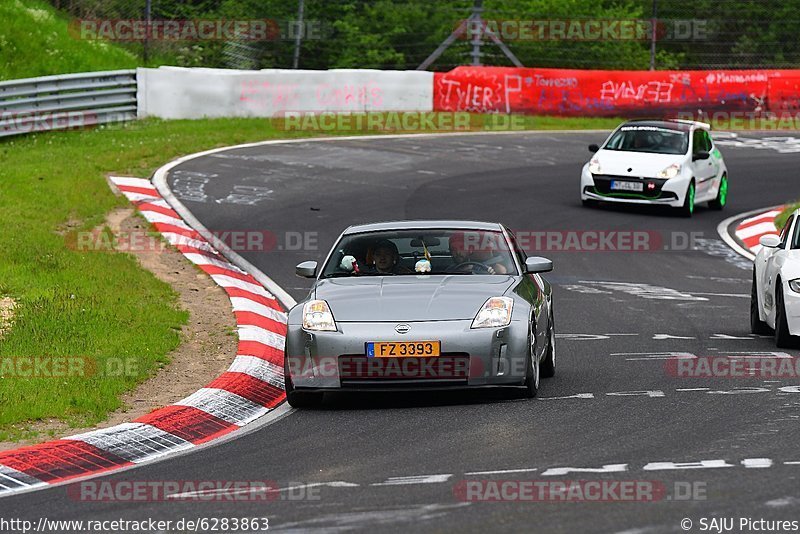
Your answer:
[752,208,800,347]
[580,119,728,217]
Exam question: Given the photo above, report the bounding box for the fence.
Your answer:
[0,70,137,138]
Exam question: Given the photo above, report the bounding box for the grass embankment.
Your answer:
[0,0,138,81]
[0,115,620,442]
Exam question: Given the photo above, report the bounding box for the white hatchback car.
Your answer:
[752,209,800,347]
[580,119,728,217]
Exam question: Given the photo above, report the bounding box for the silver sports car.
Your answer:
[284,220,555,407]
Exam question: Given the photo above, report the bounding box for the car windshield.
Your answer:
[321,229,519,277]
[604,125,689,155]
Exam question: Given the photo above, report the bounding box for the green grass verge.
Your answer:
[0,0,138,81]
[777,203,800,230]
[0,114,618,441]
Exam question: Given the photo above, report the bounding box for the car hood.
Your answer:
[594,150,686,177]
[314,275,517,322]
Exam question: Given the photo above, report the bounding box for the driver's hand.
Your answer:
[486,265,496,275]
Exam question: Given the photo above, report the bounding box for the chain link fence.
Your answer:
[45,0,800,71]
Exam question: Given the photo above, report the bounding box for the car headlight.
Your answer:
[788,279,800,293]
[302,300,337,331]
[656,163,681,179]
[471,297,514,329]
[588,158,601,174]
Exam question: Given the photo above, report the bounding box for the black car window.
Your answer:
[780,215,795,248]
[702,130,713,151]
[792,217,800,250]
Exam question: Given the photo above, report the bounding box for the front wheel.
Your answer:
[751,270,771,335]
[284,358,323,408]
[775,285,796,348]
[678,181,696,218]
[582,198,598,208]
[523,328,540,398]
[708,174,728,210]
[540,311,556,378]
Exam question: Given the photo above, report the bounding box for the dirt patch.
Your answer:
[0,208,238,450]
[0,297,15,338]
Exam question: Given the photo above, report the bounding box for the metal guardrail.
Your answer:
[0,70,137,138]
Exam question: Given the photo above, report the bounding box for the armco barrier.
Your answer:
[433,66,800,116]
[136,66,434,119]
[0,70,137,138]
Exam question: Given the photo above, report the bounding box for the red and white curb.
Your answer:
[0,177,286,496]
[734,207,784,256]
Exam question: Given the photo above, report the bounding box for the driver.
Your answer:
[447,232,505,274]
[367,239,411,275]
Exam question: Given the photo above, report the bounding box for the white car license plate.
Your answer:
[610,180,643,192]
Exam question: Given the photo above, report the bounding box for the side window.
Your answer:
[780,215,795,247]
[792,218,800,250]
[692,130,704,154]
[703,130,713,151]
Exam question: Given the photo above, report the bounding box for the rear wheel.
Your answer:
[678,181,695,218]
[751,270,771,335]
[775,284,796,348]
[540,311,556,378]
[708,174,728,210]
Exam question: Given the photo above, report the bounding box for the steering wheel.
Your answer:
[451,261,492,273]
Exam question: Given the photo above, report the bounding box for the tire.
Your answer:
[775,283,796,348]
[708,174,728,210]
[523,326,540,398]
[284,358,323,408]
[751,269,772,335]
[582,198,598,208]
[540,311,556,378]
[678,181,695,218]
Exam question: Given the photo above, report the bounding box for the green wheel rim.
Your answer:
[688,184,695,213]
[719,177,728,206]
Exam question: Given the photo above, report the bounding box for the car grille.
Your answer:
[588,175,676,200]
[338,354,470,386]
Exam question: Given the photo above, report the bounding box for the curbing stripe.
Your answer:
[733,206,784,256]
[0,175,287,496]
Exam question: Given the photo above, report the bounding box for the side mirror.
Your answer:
[759,234,781,249]
[692,151,710,161]
[524,256,553,274]
[588,144,600,153]
[296,260,318,278]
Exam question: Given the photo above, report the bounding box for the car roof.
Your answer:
[343,220,504,234]
[620,119,694,132]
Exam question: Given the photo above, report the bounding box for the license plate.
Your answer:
[366,341,441,358]
[610,180,643,192]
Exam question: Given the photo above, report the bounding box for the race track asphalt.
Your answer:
[5,131,800,533]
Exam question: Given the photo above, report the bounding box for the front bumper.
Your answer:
[285,319,530,389]
[580,166,685,207]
